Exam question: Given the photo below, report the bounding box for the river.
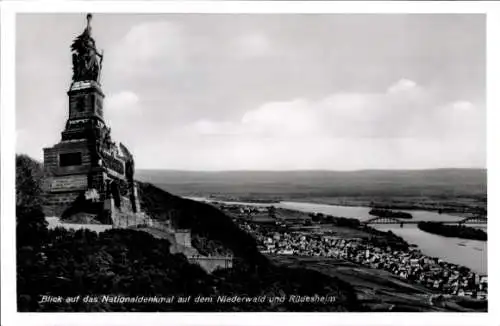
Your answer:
[187,197,487,275]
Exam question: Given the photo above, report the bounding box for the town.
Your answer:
[215,203,488,301]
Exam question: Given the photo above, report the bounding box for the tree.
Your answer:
[16,154,44,209]
[17,206,48,248]
[268,206,277,219]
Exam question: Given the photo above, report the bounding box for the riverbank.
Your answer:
[204,194,485,218]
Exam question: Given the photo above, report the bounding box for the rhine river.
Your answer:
[188,197,487,275]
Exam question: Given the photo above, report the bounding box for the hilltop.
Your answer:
[15,154,358,312]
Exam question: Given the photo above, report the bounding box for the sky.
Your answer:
[16,14,485,170]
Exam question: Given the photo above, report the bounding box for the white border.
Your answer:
[1,1,497,326]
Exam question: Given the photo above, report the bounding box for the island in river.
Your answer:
[369,208,413,219]
[418,222,487,241]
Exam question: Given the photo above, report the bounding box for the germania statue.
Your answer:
[71,14,104,84]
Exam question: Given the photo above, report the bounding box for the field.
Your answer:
[136,169,487,215]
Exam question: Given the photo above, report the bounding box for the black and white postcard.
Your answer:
[1,1,496,326]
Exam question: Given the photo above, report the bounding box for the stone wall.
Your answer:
[43,141,92,176]
[174,230,192,248]
[107,197,150,228]
[150,220,172,231]
[43,191,81,217]
[46,217,113,233]
[89,172,105,193]
[68,82,105,120]
[187,256,234,273]
[43,138,94,217]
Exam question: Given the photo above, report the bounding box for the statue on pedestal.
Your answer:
[71,14,104,84]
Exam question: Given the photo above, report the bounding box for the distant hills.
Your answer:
[136,168,487,199]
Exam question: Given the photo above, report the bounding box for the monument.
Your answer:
[43,14,147,227]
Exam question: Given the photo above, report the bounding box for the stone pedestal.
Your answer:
[43,81,143,226]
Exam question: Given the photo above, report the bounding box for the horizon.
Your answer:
[16,14,486,170]
[135,167,487,172]
[15,151,486,173]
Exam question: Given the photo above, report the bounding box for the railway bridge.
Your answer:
[364,216,487,227]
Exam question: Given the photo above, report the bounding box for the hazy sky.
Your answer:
[16,14,485,170]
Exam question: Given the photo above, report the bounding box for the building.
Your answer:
[42,14,147,227]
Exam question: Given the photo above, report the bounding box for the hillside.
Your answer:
[15,154,358,312]
[137,182,264,264]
